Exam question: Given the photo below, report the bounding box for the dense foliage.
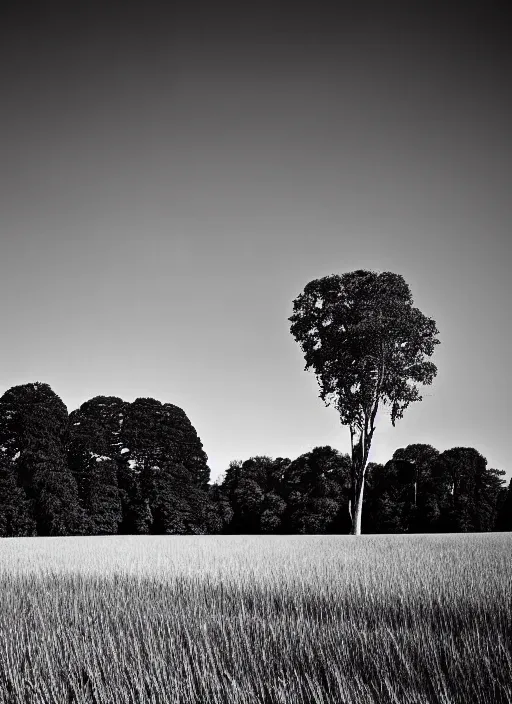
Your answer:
[0,383,216,537]
[362,444,506,534]
[215,444,508,535]
[0,383,87,536]
[0,382,509,536]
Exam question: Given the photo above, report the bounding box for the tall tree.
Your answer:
[289,270,440,534]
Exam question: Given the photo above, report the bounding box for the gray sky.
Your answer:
[1,2,510,482]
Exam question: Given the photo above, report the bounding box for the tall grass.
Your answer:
[0,534,510,703]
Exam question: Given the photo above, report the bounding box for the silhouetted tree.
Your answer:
[122,398,215,533]
[70,395,215,534]
[68,411,122,534]
[218,447,353,535]
[70,397,133,532]
[290,270,440,533]
[145,461,220,534]
[472,466,506,532]
[0,383,87,536]
[121,398,210,488]
[389,444,441,532]
[221,456,290,533]
[282,446,352,534]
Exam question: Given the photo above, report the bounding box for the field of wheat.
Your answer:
[0,533,510,703]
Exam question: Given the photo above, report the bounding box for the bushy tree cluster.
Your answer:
[212,444,508,535]
[363,444,506,533]
[0,383,217,537]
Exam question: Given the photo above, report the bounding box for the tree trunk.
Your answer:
[350,473,365,535]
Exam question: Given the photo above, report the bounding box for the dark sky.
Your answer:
[1,1,511,480]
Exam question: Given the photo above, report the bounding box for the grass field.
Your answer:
[0,533,510,703]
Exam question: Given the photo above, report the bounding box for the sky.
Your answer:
[1,1,511,482]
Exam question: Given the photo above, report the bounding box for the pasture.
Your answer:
[0,533,510,703]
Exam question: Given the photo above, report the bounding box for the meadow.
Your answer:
[0,533,510,704]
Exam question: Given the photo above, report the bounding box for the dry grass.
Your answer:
[0,533,510,703]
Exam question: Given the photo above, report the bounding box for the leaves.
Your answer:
[0,383,88,536]
[0,385,216,537]
[71,396,215,535]
[290,271,440,431]
[363,444,507,534]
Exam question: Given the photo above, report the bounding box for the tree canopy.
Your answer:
[69,395,216,535]
[0,383,217,537]
[0,383,87,536]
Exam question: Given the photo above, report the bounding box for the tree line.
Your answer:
[212,445,510,534]
[0,382,510,537]
[1,270,510,536]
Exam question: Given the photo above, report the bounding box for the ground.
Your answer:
[0,533,510,703]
